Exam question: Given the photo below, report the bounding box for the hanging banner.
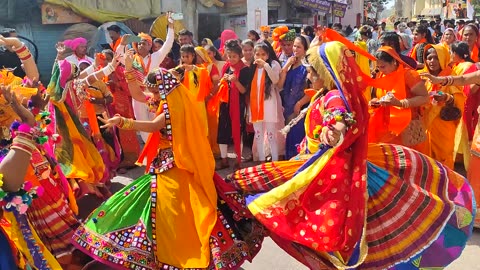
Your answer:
[295,0,331,14]
[332,2,348,18]
[446,0,471,19]
[41,3,91,24]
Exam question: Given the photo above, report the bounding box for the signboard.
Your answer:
[332,2,348,18]
[41,3,90,24]
[229,16,247,28]
[295,0,331,14]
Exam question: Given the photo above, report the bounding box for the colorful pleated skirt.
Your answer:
[227,143,475,269]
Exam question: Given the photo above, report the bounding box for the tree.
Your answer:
[364,0,389,20]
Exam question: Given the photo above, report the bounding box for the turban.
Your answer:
[260,26,270,33]
[272,26,289,42]
[280,29,296,42]
[64,37,87,51]
[138,32,152,44]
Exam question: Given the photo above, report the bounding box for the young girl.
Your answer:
[217,40,252,169]
[410,24,434,69]
[249,42,282,162]
[242,39,255,67]
[176,45,211,128]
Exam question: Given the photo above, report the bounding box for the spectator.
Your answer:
[0,28,26,78]
[302,25,315,42]
[201,38,213,47]
[247,30,260,42]
[106,24,122,51]
[64,37,94,67]
[178,29,195,46]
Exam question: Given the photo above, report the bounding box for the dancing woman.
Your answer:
[73,52,263,269]
[225,41,474,269]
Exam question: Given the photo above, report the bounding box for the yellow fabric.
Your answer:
[0,70,38,127]
[195,47,213,65]
[420,45,465,169]
[77,81,111,118]
[1,212,62,269]
[354,41,372,100]
[154,84,216,268]
[50,99,105,183]
[150,14,186,40]
[248,148,334,215]
[45,0,163,23]
[183,68,210,135]
[452,61,474,169]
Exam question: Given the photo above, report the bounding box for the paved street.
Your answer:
[77,162,480,270]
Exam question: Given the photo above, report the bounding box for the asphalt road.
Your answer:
[74,158,480,270]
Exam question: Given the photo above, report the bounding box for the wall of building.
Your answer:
[341,0,364,27]
[246,0,268,32]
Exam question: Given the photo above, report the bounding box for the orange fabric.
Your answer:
[471,45,479,62]
[367,46,413,142]
[410,38,427,61]
[207,79,228,114]
[324,29,376,61]
[272,26,289,53]
[110,38,122,52]
[250,69,266,122]
[84,100,100,136]
[304,88,317,98]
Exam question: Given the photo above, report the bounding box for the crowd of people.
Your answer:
[0,11,478,270]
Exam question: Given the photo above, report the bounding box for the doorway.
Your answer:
[198,13,222,43]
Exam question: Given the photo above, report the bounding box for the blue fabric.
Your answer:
[319,44,352,112]
[285,118,306,160]
[0,229,17,270]
[281,65,308,119]
[366,162,391,196]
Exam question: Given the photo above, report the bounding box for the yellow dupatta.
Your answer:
[420,44,464,128]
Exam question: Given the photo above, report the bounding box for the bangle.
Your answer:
[11,136,36,155]
[14,43,32,61]
[118,117,134,130]
[445,94,454,104]
[116,115,124,128]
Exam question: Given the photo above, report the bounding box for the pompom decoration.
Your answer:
[17,124,32,134]
[0,181,42,214]
[51,134,61,143]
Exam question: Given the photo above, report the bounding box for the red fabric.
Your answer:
[210,64,220,78]
[250,45,370,261]
[221,61,246,163]
[110,66,140,167]
[462,64,480,140]
[219,30,238,55]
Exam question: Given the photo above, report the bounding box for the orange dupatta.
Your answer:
[250,68,266,122]
[367,46,412,142]
[183,67,212,102]
[471,45,479,62]
[410,38,427,61]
